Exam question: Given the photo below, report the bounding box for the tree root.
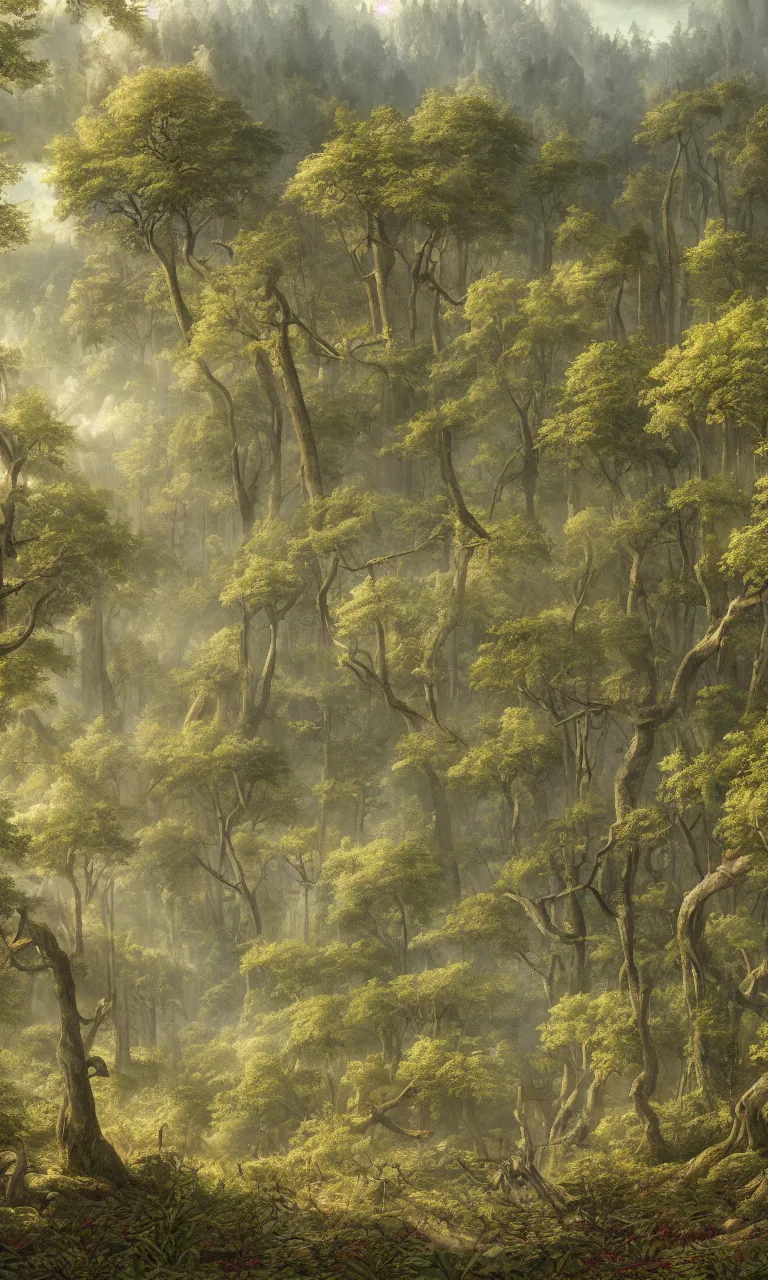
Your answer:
[0,1142,32,1207]
[493,1156,573,1219]
[493,1087,574,1220]
[670,1073,768,1185]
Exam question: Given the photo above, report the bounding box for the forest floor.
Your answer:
[2,1155,768,1279]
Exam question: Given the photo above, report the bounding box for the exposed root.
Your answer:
[671,1073,768,1185]
[0,1141,31,1207]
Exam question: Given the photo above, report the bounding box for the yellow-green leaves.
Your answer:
[289,91,527,238]
[540,991,639,1078]
[287,103,414,224]
[397,1034,513,1110]
[723,479,768,588]
[196,215,303,352]
[541,336,657,470]
[322,836,442,939]
[407,88,528,237]
[525,132,601,208]
[47,66,280,236]
[0,388,73,468]
[635,89,722,149]
[646,301,768,444]
[684,220,768,317]
[447,708,558,803]
[63,251,156,353]
[220,520,305,618]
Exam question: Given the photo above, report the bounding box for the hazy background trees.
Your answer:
[6,0,768,1252]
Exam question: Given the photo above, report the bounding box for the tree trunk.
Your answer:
[253,345,283,519]
[317,706,332,862]
[548,1059,581,1155]
[613,719,669,1161]
[147,229,254,535]
[456,238,469,297]
[114,981,132,1075]
[273,320,324,502]
[372,218,395,343]
[662,138,683,348]
[65,853,84,960]
[106,881,131,1074]
[519,409,538,521]
[541,224,554,276]
[677,856,751,1102]
[430,287,442,357]
[58,996,112,1143]
[677,1073,768,1184]
[18,917,127,1183]
[424,762,460,903]
[463,1099,489,1158]
[560,1070,611,1154]
[3,1142,28,1206]
[423,543,475,731]
[438,429,490,541]
[747,602,768,713]
[79,595,118,720]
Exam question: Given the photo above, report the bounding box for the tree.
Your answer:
[219,518,305,735]
[3,911,127,1182]
[525,133,603,276]
[194,217,325,505]
[138,720,293,937]
[0,389,136,709]
[27,781,132,959]
[322,834,442,974]
[48,66,281,535]
[7,7,768,1257]
[288,90,528,345]
[635,89,723,346]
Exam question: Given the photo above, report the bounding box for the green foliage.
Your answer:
[685,220,768,316]
[646,301,768,444]
[6,5,768,1271]
[220,520,305,616]
[635,89,722,149]
[290,92,527,237]
[398,1035,512,1111]
[48,66,281,238]
[542,335,659,471]
[540,991,639,1077]
[322,834,443,966]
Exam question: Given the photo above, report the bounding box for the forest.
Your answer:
[9,0,768,1276]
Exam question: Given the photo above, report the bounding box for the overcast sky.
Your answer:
[585,1,690,37]
[373,3,694,42]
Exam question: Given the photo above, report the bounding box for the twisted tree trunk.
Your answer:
[676,1072,768,1185]
[607,588,768,1160]
[662,138,683,348]
[677,856,751,1100]
[1,1142,28,1206]
[9,915,127,1183]
[559,1069,612,1154]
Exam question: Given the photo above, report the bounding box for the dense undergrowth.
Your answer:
[4,1154,768,1279]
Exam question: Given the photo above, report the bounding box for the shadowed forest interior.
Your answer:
[8,1,768,1276]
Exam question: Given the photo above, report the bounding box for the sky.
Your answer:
[372,3,692,42]
[585,1,690,37]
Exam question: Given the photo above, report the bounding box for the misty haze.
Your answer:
[2,1,768,1277]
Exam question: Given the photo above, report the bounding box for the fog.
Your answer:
[587,0,691,36]
[1,1,768,1275]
